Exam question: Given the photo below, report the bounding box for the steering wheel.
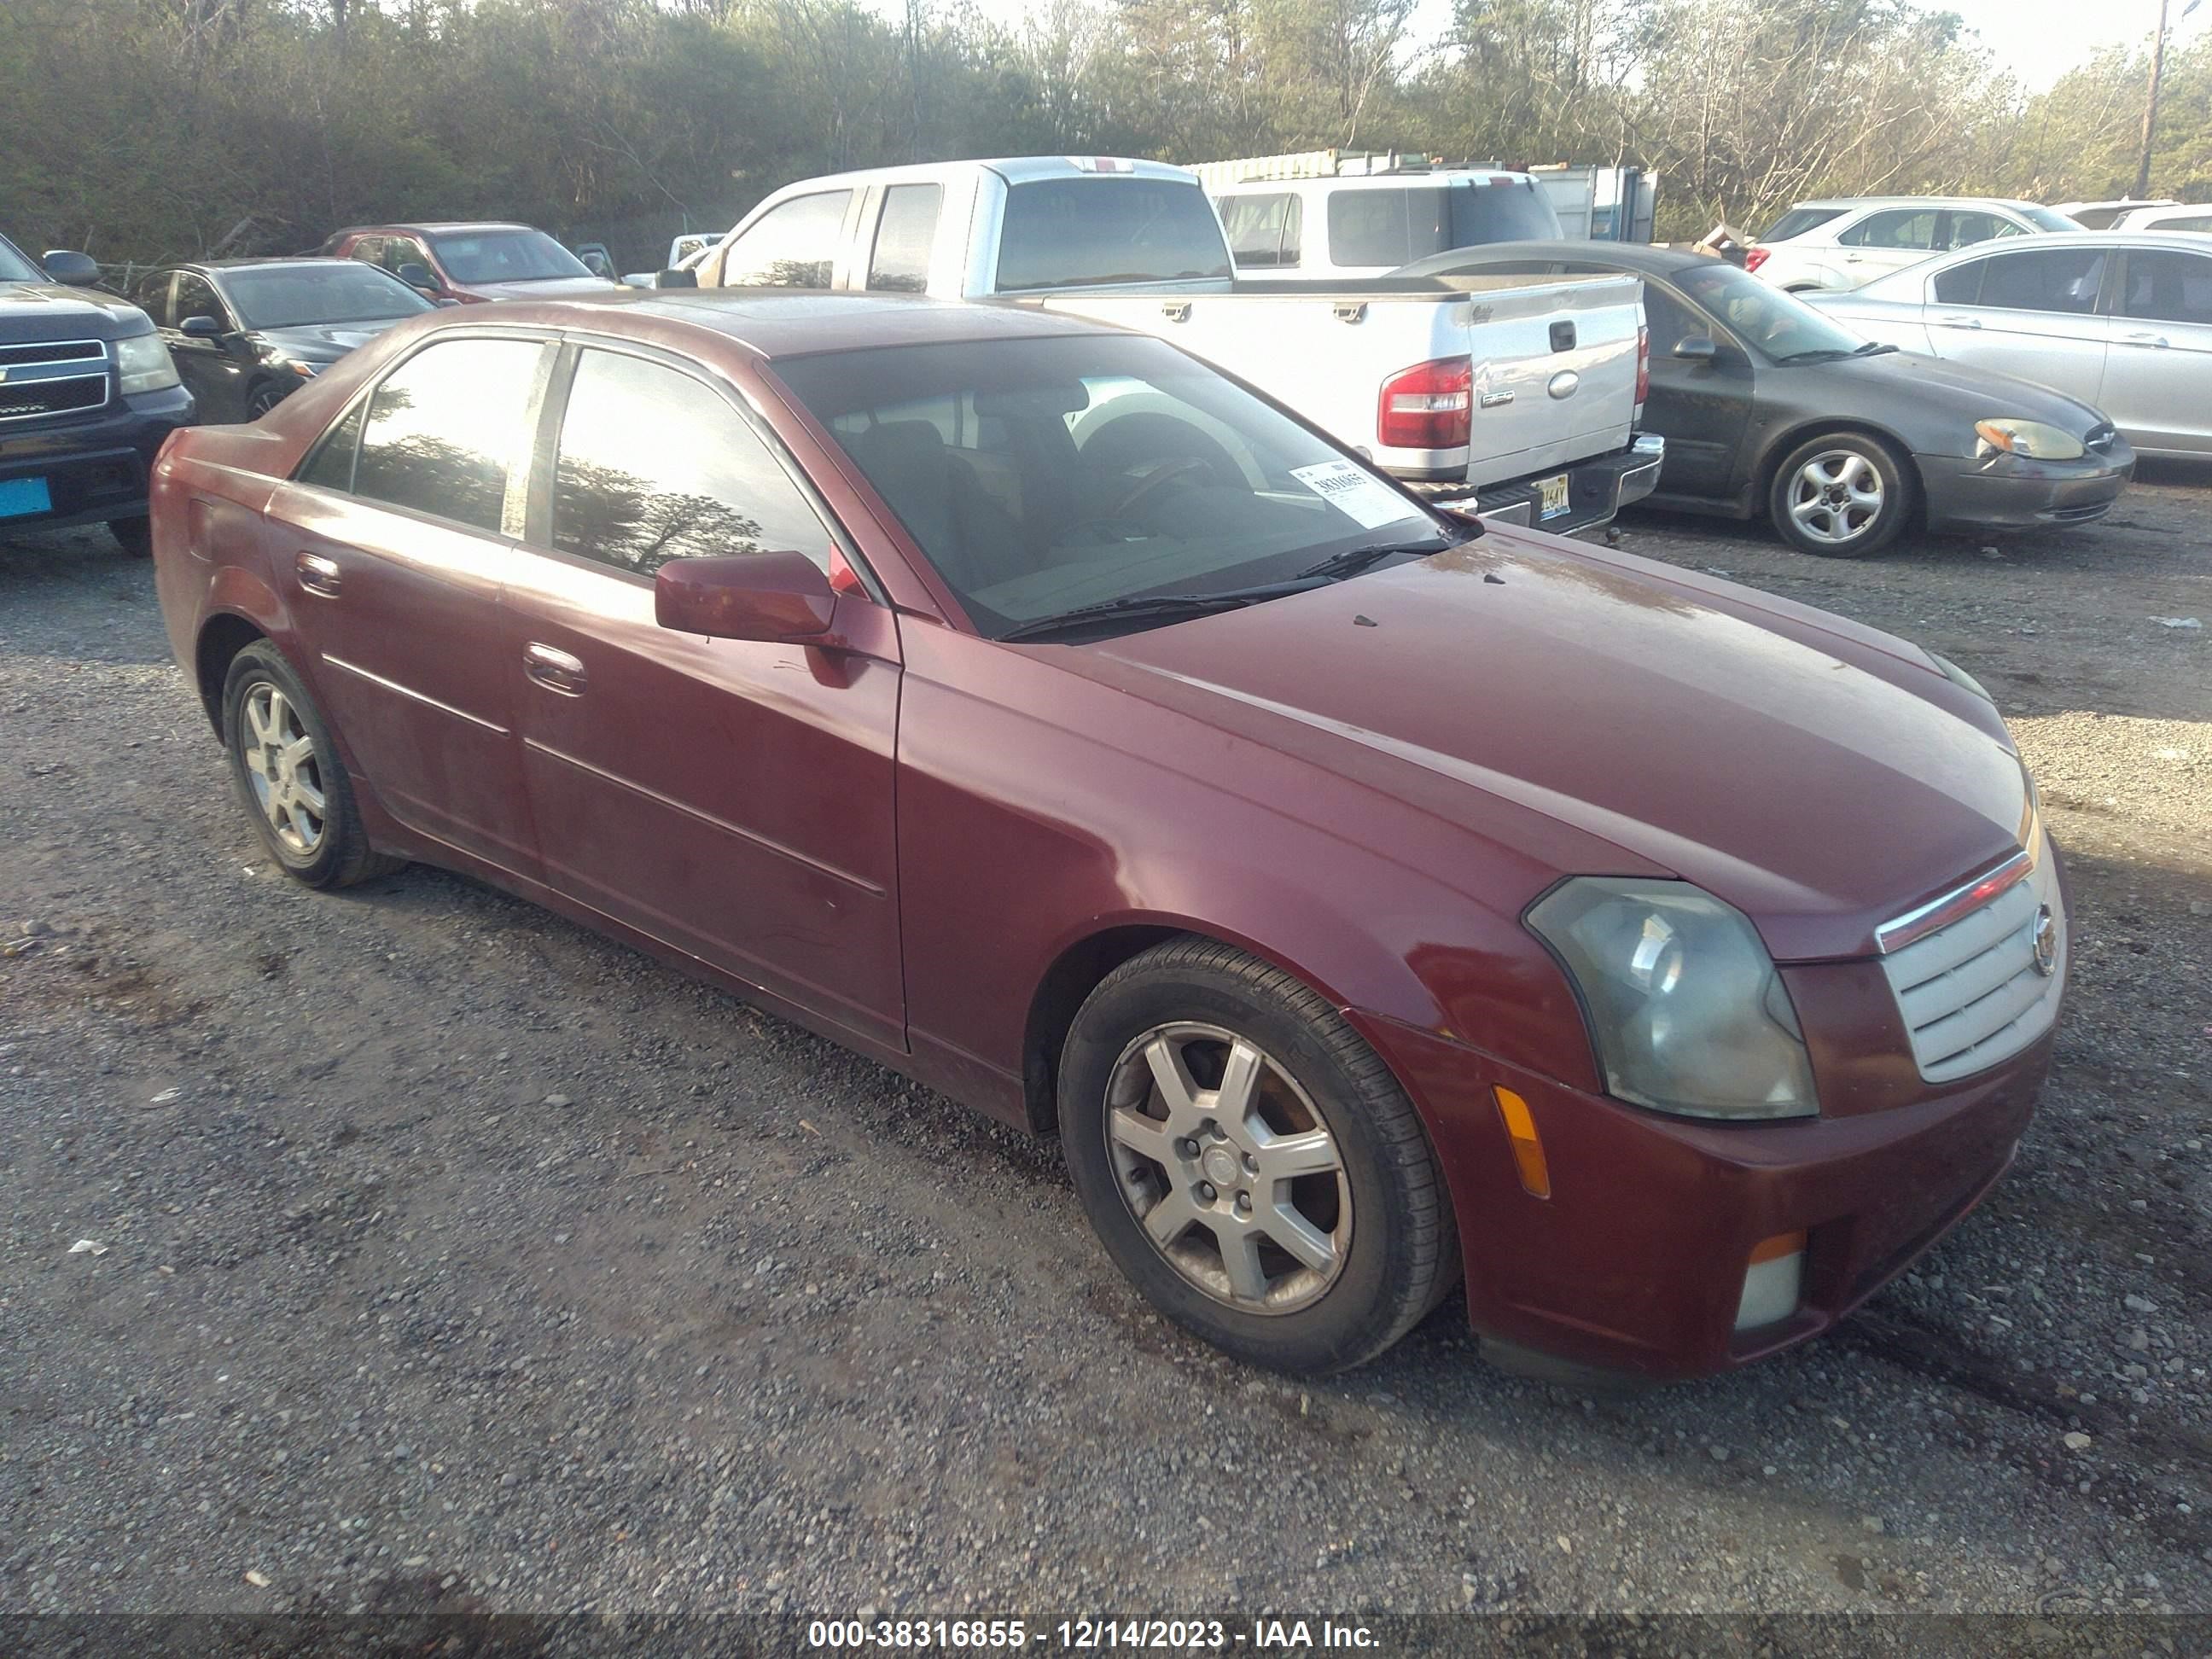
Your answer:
[1112,457,1217,520]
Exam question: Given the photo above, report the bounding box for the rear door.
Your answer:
[501,341,905,1047]
[268,331,550,874]
[1834,207,1943,286]
[1918,244,2112,405]
[2104,246,2212,452]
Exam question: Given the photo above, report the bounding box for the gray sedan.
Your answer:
[1809,232,2211,457]
[1399,241,2133,557]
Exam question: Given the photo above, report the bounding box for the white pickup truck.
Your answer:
[684,157,1662,532]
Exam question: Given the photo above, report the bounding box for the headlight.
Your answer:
[1527,878,1817,1121]
[1975,418,2084,462]
[114,331,180,395]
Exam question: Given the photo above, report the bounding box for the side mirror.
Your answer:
[657,266,699,289]
[1672,335,1719,364]
[179,315,226,340]
[655,550,835,643]
[41,249,102,287]
[394,262,439,294]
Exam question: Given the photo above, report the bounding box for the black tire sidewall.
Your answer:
[110,517,151,557]
[221,643,358,886]
[1768,434,1909,558]
[1060,960,1416,1374]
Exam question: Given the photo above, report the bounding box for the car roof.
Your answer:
[445,288,1124,359]
[340,222,541,237]
[1214,171,1535,192]
[175,257,369,275]
[1788,196,2050,212]
[1400,239,1715,277]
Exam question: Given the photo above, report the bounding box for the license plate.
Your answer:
[1537,473,1571,520]
[0,476,53,519]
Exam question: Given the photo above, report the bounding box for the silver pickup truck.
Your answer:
[684,157,1662,533]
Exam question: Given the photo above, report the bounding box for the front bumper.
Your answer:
[1409,434,1665,536]
[1917,438,2133,533]
[1353,981,2052,1381]
[0,385,195,533]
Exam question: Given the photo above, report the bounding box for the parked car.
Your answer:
[1747,198,2079,294]
[622,233,715,288]
[316,222,622,304]
[691,156,1662,533]
[2104,203,2212,234]
[1807,232,2212,457]
[132,258,433,422]
[2055,198,2176,230]
[569,241,617,279]
[151,290,2066,1382]
[1210,169,1564,278]
[1399,242,2134,556]
[0,231,193,556]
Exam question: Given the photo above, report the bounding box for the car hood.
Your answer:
[254,317,416,359]
[1063,535,2029,962]
[460,276,623,302]
[0,281,154,341]
[1802,347,2111,438]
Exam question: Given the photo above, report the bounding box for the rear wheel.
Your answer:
[221,643,401,888]
[247,383,287,418]
[1767,433,1912,557]
[1058,939,1458,1374]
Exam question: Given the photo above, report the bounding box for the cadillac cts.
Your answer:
[148,292,2068,1381]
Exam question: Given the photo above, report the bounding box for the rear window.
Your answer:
[1758,207,1847,243]
[995,179,1231,292]
[1328,189,1449,267]
[1448,179,1562,245]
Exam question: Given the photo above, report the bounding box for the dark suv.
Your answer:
[0,233,195,555]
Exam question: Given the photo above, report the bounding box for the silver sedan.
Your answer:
[1808,232,2212,456]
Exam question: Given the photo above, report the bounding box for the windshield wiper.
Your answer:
[1295,534,1456,583]
[997,584,1310,643]
[1852,341,1899,357]
[1773,346,1854,364]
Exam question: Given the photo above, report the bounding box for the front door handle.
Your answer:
[295,551,341,597]
[1934,314,1982,329]
[523,641,588,696]
[2122,331,2169,348]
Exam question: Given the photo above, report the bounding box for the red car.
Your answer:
[148,291,2067,1381]
[316,222,621,305]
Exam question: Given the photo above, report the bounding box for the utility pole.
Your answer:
[2136,0,2171,200]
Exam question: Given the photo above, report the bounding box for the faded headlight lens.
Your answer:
[114,330,181,395]
[1975,417,2084,462]
[1527,878,1818,1121]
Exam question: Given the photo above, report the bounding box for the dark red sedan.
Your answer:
[148,291,2067,1381]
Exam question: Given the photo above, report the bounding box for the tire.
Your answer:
[1058,938,1459,1375]
[221,642,401,888]
[109,516,152,558]
[247,384,287,418]
[1767,432,1912,558]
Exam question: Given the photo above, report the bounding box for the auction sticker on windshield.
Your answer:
[1289,460,1418,531]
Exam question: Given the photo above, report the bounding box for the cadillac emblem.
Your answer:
[2030,905,2058,976]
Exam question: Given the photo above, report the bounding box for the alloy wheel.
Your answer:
[1786,449,1885,545]
[241,682,326,855]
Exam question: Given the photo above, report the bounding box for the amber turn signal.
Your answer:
[1493,1086,1551,1199]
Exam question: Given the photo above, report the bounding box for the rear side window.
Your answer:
[996,178,1232,291]
[550,349,828,577]
[1942,212,2024,250]
[1218,193,1302,268]
[1759,207,1847,242]
[135,271,176,329]
[2159,213,2212,232]
[867,184,941,294]
[352,336,544,532]
[2120,250,2212,326]
[1931,259,1989,305]
[1839,209,1940,250]
[719,190,851,289]
[296,399,367,492]
[1448,180,1562,244]
[1327,189,1450,268]
[1967,247,2108,313]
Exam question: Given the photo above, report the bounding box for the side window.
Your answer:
[2121,250,2212,327]
[1328,190,1409,267]
[1639,282,1701,351]
[173,273,226,329]
[297,398,367,492]
[866,184,941,294]
[1943,212,2019,250]
[717,190,851,289]
[135,271,176,329]
[1931,259,1988,305]
[352,337,544,533]
[349,236,385,271]
[1841,210,1939,249]
[1220,193,1301,269]
[550,349,829,577]
[1972,247,2108,313]
[2163,214,2212,232]
[384,238,430,278]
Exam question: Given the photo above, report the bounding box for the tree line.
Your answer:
[3,0,2207,271]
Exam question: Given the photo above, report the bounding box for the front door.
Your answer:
[1634,278,1754,500]
[2104,247,2212,453]
[503,342,905,1047]
[269,331,550,875]
[164,271,249,422]
[1833,207,1943,288]
[1920,244,2113,406]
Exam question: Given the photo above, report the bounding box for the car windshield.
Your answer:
[773,333,1444,640]
[2019,205,2084,233]
[428,229,591,285]
[996,179,1233,291]
[1675,264,1867,361]
[223,264,434,329]
[0,236,44,282]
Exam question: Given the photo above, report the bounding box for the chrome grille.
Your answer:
[1879,844,2064,1084]
[0,336,110,423]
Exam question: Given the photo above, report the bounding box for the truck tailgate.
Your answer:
[1035,273,1642,489]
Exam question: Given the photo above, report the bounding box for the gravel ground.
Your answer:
[2,463,2208,1633]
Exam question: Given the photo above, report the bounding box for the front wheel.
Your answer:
[221,642,401,888]
[1059,939,1459,1374]
[1767,433,1912,557]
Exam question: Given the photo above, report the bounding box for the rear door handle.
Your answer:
[523,641,587,696]
[2122,331,2169,348]
[1935,314,1982,329]
[295,551,341,597]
